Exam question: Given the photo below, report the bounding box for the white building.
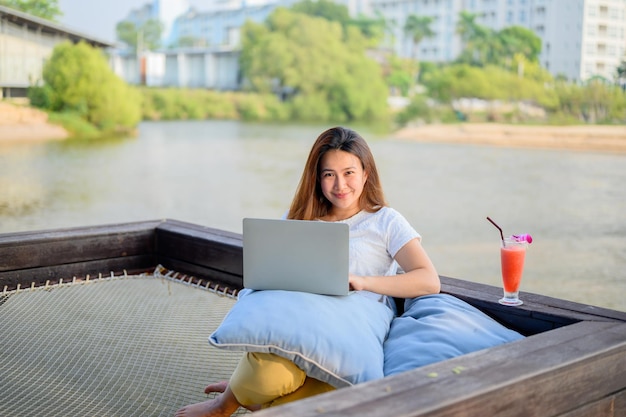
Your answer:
[370,0,626,82]
[124,0,191,47]
[540,0,626,82]
[113,0,626,88]
[110,46,240,90]
[0,5,113,98]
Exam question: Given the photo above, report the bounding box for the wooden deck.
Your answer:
[2,219,625,416]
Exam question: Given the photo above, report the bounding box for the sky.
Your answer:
[57,0,210,43]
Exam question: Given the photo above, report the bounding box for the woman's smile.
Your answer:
[320,150,368,220]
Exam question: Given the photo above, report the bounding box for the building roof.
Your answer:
[0,5,114,48]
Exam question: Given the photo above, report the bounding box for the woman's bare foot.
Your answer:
[174,398,232,417]
[204,381,228,395]
[203,381,261,412]
[174,386,241,417]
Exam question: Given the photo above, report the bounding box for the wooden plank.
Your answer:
[0,220,159,272]
[440,275,626,337]
[156,219,242,245]
[441,275,626,323]
[557,390,626,417]
[450,294,579,335]
[157,256,243,290]
[616,390,626,417]
[0,255,155,290]
[155,219,243,277]
[256,321,626,417]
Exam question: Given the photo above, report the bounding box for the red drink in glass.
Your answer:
[499,238,528,306]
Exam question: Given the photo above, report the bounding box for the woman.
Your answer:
[175,126,440,417]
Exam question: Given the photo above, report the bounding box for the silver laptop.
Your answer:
[242,218,350,295]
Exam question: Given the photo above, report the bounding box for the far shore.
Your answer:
[391,123,626,153]
[1,101,624,152]
[0,102,68,142]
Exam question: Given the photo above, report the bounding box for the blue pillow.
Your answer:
[384,294,524,376]
[209,289,395,388]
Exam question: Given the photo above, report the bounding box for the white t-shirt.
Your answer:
[328,207,421,306]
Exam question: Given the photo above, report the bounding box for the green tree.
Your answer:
[385,55,417,96]
[36,41,141,132]
[292,0,386,45]
[403,15,435,62]
[456,10,481,43]
[240,8,388,122]
[456,11,492,66]
[348,13,388,46]
[0,0,61,20]
[556,79,626,123]
[116,18,163,51]
[456,13,541,69]
[403,14,434,91]
[291,0,350,26]
[616,58,626,90]
[422,63,558,109]
[497,26,541,63]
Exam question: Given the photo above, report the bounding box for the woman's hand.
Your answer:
[349,274,367,291]
[347,239,440,298]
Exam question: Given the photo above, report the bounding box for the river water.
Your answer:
[1,120,624,311]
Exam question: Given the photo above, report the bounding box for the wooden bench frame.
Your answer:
[2,219,625,416]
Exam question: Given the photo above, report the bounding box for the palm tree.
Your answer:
[456,11,491,66]
[456,11,480,45]
[403,14,435,62]
[403,15,434,87]
[617,59,626,90]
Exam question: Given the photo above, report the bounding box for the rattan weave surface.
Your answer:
[0,273,248,416]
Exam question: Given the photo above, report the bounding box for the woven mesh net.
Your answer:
[0,268,250,416]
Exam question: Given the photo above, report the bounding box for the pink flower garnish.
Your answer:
[512,234,533,244]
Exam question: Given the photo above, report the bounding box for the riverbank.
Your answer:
[0,101,68,142]
[2,101,625,152]
[392,123,626,152]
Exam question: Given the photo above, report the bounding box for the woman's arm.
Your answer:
[348,238,440,298]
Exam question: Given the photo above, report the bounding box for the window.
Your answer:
[588,5,596,17]
[609,7,618,19]
[608,44,616,56]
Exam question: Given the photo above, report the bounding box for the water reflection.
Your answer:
[0,120,624,311]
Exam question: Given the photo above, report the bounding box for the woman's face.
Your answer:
[319,150,368,219]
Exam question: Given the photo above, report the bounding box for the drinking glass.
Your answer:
[499,237,528,306]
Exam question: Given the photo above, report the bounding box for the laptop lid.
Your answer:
[242,218,350,296]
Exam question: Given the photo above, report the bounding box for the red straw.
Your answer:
[486,217,505,245]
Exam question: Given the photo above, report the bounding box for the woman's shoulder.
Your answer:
[351,206,408,229]
[372,206,406,222]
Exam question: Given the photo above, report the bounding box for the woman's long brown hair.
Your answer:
[287,127,387,220]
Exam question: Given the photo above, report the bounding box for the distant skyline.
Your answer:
[58,0,211,43]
